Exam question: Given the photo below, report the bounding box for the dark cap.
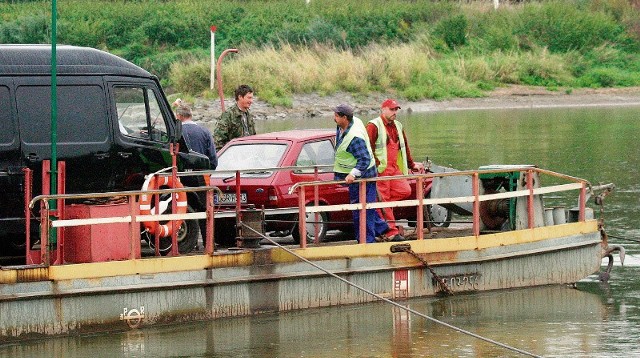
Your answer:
[333,103,354,117]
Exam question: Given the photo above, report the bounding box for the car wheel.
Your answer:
[292,212,328,244]
[145,205,199,255]
[426,203,452,228]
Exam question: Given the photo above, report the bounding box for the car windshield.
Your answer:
[213,143,287,177]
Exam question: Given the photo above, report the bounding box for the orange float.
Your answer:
[140,175,188,237]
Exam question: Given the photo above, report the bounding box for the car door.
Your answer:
[292,138,349,206]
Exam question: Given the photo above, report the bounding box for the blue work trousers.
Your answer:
[348,181,389,243]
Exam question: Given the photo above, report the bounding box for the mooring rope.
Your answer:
[608,233,640,245]
[240,224,542,358]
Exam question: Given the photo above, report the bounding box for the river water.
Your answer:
[2,105,640,357]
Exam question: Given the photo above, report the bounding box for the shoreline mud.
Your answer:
[189,85,640,124]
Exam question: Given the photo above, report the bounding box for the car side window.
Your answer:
[115,86,169,143]
[294,140,334,173]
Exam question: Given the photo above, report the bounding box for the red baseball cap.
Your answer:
[381,99,401,109]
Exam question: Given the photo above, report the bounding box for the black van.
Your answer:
[0,45,211,257]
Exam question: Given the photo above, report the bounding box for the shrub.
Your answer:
[516,48,573,87]
[169,58,210,96]
[0,13,49,43]
[434,14,468,49]
[578,67,640,87]
[515,1,628,52]
[140,48,208,81]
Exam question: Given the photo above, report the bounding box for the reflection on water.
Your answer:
[2,284,635,358]
[3,105,640,357]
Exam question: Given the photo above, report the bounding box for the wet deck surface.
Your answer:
[181,222,476,256]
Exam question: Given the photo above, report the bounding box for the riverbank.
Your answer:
[188,86,640,124]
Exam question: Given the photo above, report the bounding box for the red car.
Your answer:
[210,129,451,245]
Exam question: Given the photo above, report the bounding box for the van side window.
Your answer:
[115,87,169,143]
[16,85,108,145]
[0,86,13,146]
[294,140,335,173]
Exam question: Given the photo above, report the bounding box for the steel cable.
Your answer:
[608,233,640,245]
[241,223,542,358]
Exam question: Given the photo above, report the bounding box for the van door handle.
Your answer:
[118,151,132,159]
[25,153,40,162]
[94,152,109,160]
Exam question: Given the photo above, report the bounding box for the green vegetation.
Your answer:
[1,0,639,105]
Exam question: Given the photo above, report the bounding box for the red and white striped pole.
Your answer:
[210,25,216,90]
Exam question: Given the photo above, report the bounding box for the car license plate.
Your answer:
[214,192,247,204]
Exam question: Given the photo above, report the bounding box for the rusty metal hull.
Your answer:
[0,221,602,342]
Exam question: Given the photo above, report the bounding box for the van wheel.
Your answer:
[292,212,328,244]
[145,206,199,255]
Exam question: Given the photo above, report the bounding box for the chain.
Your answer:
[390,243,453,295]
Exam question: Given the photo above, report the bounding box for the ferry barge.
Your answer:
[0,164,622,342]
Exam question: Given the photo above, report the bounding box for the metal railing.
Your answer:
[289,166,594,247]
[28,184,220,265]
[22,163,332,266]
[20,164,604,266]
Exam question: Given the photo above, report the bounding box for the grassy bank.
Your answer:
[1,0,639,105]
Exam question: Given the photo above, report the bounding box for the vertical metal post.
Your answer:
[23,168,33,264]
[579,182,587,221]
[358,181,366,244]
[206,189,215,254]
[153,186,160,257]
[298,188,307,248]
[54,161,65,264]
[416,177,424,240]
[527,170,534,229]
[49,0,58,246]
[313,166,319,244]
[235,170,242,240]
[129,194,137,260]
[40,201,49,265]
[210,25,216,90]
[170,143,179,257]
[472,172,480,237]
[216,49,238,112]
[41,160,51,264]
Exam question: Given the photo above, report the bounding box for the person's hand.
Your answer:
[412,162,424,173]
[345,174,355,184]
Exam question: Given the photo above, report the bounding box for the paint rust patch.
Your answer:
[15,266,50,282]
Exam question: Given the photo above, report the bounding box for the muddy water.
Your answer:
[2,105,639,357]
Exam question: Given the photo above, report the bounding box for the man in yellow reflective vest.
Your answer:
[366,99,422,241]
[333,104,390,243]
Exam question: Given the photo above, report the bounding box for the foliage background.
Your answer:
[1,0,639,104]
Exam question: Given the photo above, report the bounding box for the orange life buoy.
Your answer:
[140,175,188,237]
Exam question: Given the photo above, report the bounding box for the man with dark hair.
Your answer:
[214,84,255,149]
[333,103,390,243]
[175,101,217,169]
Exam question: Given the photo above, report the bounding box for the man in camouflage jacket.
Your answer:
[214,84,256,150]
